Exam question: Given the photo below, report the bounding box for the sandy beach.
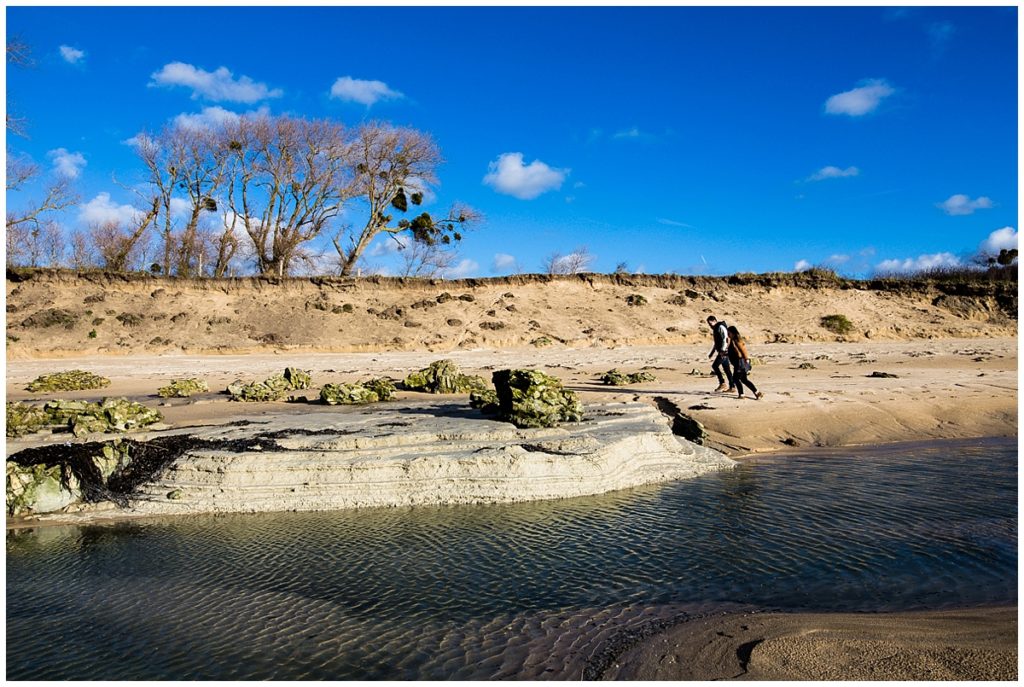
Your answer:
[6,337,1017,456]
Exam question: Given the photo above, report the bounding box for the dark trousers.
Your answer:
[733,367,758,395]
[712,353,733,386]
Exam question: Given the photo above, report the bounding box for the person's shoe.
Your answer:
[725,386,735,393]
[755,391,764,400]
[737,393,744,399]
[714,383,727,392]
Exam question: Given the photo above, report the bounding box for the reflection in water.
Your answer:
[6,438,1017,680]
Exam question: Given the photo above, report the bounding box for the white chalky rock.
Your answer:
[120,401,735,516]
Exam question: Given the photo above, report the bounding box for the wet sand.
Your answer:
[602,606,1018,680]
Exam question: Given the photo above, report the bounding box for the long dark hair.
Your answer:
[727,325,743,344]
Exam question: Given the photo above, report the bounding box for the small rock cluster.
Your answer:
[227,367,313,402]
[6,398,163,438]
[26,369,111,392]
[599,369,657,385]
[157,378,209,398]
[403,360,488,394]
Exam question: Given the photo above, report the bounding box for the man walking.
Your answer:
[706,315,734,393]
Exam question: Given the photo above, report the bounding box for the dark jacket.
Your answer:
[710,321,729,356]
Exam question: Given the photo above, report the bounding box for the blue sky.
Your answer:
[6,5,1018,277]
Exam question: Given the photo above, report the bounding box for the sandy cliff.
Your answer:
[5,269,1017,359]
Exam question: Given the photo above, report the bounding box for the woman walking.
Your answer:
[727,325,763,400]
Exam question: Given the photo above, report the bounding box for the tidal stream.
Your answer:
[6,437,1017,679]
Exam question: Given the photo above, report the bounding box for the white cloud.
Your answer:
[978,227,1017,255]
[150,62,282,103]
[875,252,962,274]
[403,176,437,205]
[121,133,152,148]
[78,193,145,227]
[825,79,895,116]
[937,194,993,216]
[612,126,655,141]
[369,234,410,257]
[47,148,86,178]
[329,76,403,106]
[169,197,191,218]
[175,106,240,131]
[657,218,694,228]
[826,254,850,265]
[59,45,85,64]
[794,259,813,272]
[492,253,518,272]
[483,152,568,200]
[444,259,479,279]
[807,165,860,182]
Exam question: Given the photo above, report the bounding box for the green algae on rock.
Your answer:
[227,367,314,402]
[6,462,80,516]
[599,369,657,385]
[157,378,210,398]
[490,369,584,428]
[95,440,134,481]
[283,367,313,390]
[469,388,500,415]
[26,369,111,392]
[362,377,397,401]
[7,398,162,438]
[403,360,488,394]
[54,398,163,437]
[320,383,380,405]
[6,402,52,437]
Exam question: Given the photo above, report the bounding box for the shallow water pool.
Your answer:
[6,437,1016,679]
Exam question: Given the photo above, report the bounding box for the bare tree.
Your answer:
[6,38,79,266]
[68,230,97,270]
[212,208,243,277]
[85,197,159,272]
[6,156,79,265]
[171,127,228,276]
[223,115,355,276]
[333,123,478,276]
[7,37,33,137]
[396,240,459,278]
[6,219,64,268]
[131,131,182,275]
[544,246,595,275]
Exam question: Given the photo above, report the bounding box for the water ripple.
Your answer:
[7,437,1017,680]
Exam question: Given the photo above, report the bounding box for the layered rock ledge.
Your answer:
[70,401,732,519]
